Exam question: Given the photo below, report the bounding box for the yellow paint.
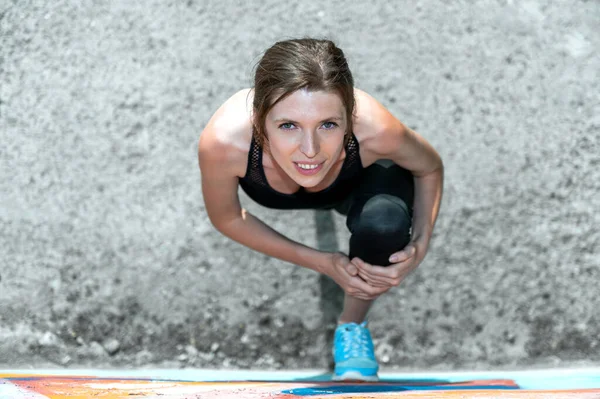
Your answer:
[3,373,600,399]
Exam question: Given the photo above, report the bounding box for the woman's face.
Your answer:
[264,88,347,188]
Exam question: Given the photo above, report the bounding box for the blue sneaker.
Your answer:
[332,321,379,381]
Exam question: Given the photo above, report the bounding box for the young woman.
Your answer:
[198,38,443,381]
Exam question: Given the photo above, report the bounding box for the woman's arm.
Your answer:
[351,90,443,286]
[197,127,325,273]
[356,89,444,245]
[365,123,443,274]
[387,125,444,247]
[197,118,386,300]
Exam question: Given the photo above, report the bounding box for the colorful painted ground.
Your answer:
[2,368,600,398]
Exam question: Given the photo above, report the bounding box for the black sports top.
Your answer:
[239,133,363,210]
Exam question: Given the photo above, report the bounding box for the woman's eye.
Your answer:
[322,122,338,129]
[279,123,295,130]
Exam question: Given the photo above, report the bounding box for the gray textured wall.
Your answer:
[1,0,599,369]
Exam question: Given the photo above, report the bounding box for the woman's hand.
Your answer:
[325,252,391,301]
[351,237,429,289]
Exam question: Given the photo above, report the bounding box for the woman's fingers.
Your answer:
[345,262,358,276]
[347,274,389,299]
[351,258,389,278]
[350,259,389,286]
[357,271,391,287]
[389,244,416,263]
[354,257,412,281]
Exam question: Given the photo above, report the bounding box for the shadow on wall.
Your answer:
[314,209,344,370]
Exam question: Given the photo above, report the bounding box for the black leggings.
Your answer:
[334,160,414,266]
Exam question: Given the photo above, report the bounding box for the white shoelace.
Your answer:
[340,325,372,358]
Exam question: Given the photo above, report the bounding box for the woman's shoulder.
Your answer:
[198,89,254,177]
[352,88,407,163]
[353,89,401,135]
[352,88,398,136]
[202,88,254,148]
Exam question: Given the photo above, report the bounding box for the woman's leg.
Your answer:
[338,296,373,324]
[335,160,415,323]
[330,162,414,381]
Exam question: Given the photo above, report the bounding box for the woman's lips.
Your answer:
[293,161,324,176]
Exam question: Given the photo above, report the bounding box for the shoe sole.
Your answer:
[332,370,379,382]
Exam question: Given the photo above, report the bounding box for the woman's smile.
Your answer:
[265,88,347,187]
[294,161,325,175]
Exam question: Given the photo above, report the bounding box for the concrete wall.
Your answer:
[0,0,598,369]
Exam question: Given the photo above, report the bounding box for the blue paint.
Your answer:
[291,373,450,384]
[2,368,600,390]
[282,384,519,396]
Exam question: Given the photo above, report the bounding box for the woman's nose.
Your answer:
[300,131,319,158]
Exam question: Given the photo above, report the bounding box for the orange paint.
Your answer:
[2,373,600,399]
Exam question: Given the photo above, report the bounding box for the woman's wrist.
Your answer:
[295,245,332,275]
[411,229,432,249]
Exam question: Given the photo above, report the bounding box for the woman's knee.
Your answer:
[351,194,412,237]
[348,194,412,266]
